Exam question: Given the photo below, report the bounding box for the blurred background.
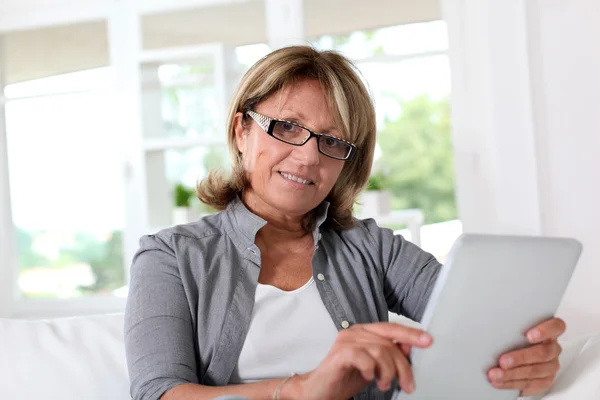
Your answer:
[1,0,458,305]
[1,0,598,335]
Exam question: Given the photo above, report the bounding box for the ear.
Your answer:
[234,112,248,154]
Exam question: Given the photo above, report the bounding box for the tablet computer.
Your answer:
[394,233,582,400]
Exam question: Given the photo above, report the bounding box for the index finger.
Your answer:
[526,318,566,344]
[362,322,433,348]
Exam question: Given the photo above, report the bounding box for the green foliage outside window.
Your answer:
[366,173,387,191]
[75,231,125,294]
[377,95,456,224]
[17,227,125,296]
[16,228,50,269]
[174,183,196,207]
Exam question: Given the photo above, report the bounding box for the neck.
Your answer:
[241,190,310,242]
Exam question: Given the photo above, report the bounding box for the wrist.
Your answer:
[279,372,307,400]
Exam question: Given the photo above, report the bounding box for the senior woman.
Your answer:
[125,46,566,400]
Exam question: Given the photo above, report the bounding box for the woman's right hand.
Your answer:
[286,322,433,400]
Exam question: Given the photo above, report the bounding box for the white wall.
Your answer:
[0,0,236,32]
[534,0,600,330]
[442,0,600,338]
[0,0,110,32]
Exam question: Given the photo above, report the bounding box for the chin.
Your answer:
[269,193,321,216]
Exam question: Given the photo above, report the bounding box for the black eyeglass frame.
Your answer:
[245,110,357,161]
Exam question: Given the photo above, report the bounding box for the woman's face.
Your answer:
[235,79,347,219]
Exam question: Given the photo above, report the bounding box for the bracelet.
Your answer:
[272,372,298,400]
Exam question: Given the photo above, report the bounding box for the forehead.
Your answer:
[259,79,341,130]
[268,79,323,106]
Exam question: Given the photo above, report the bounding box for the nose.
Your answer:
[291,137,320,166]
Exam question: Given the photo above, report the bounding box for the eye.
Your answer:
[281,122,295,131]
[323,137,340,147]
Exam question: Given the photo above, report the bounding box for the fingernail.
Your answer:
[528,329,541,342]
[418,333,432,345]
[493,370,504,380]
[407,380,415,392]
[502,357,514,368]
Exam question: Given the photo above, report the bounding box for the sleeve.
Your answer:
[362,219,442,322]
[124,233,199,400]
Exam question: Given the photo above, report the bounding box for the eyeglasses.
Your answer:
[245,110,357,161]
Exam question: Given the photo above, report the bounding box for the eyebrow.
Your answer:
[279,110,338,134]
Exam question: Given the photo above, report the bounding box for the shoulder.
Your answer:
[139,212,227,252]
[328,217,432,268]
[333,217,397,247]
[322,217,406,266]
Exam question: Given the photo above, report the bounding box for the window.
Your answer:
[5,68,126,299]
[235,43,271,70]
[140,44,264,229]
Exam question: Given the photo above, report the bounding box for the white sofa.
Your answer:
[0,313,129,400]
[1,313,599,400]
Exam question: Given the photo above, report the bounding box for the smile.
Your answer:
[279,172,313,185]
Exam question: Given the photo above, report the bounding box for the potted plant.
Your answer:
[359,173,391,218]
[172,183,197,225]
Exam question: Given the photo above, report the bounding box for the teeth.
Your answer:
[280,172,312,185]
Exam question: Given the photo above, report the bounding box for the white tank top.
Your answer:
[229,277,339,383]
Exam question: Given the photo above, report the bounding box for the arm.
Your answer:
[162,321,435,400]
[362,219,441,322]
[125,233,199,400]
[160,379,300,400]
[125,234,304,400]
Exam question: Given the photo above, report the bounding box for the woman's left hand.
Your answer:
[488,317,566,396]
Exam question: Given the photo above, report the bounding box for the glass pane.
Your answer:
[165,145,230,214]
[356,56,456,226]
[159,61,219,140]
[312,21,448,59]
[158,60,214,83]
[4,67,113,99]
[148,44,268,142]
[358,55,451,127]
[376,95,456,223]
[235,43,271,70]
[5,88,125,299]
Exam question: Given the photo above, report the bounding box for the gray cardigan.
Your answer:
[125,197,441,400]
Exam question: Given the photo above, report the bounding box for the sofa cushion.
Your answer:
[0,313,129,400]
[543,333,600,399]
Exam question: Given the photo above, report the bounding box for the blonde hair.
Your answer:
[197,45,376,231]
